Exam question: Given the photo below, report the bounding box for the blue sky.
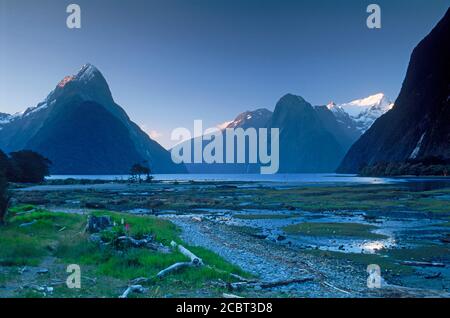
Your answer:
[0,0,449,148]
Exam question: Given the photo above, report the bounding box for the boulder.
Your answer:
[86,215,112,233]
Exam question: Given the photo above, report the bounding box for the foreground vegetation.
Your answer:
[0,205,248,298]
[282,222,387,240]
[3,179,450,297]
[11,180,450,216]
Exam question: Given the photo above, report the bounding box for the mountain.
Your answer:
[0,64,186,174]
[225,108,272,130]
[314,105,361,152]
[184,93,368,174]
[338,9,450,174]
[183,108,272,173]
[268,94,347,173]
[327,93,393,133]
[0,113,11,126]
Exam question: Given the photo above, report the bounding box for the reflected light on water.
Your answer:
[361,240,395,254]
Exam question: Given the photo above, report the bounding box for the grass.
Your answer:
[0,231,43,266]
[0,205,85,266]
[386,244,450,263]
[91,210,181,244]
[248,186,450,215]
[0,205,249,297]
[13,182,450,216]
[282,222,387,240]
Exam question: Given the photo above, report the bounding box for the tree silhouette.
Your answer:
[129,162,152,183]
[8,150,51,183]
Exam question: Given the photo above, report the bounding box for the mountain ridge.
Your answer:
[0,64,186,174]
[338,8,450,173]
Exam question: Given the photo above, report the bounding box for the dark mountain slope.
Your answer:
[269,94,345,173]
[338,9,450,173]
[0,64,185,174]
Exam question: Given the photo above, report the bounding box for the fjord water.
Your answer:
[48,173,396,184]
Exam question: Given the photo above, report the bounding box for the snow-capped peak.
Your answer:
[225,108,272,130]
[75,63,100,82]
[0,112,12,125]
[333,93,392,117]
[328,93,394,133]
[326,102,336,110]
[55,63,100,88]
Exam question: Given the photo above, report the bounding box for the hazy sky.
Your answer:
[0,0,449,148]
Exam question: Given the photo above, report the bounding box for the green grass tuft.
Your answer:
[282,222,387,239]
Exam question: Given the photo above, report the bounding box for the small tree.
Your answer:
[129,163,153,183]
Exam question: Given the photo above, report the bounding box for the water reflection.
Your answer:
[360,239,395,254]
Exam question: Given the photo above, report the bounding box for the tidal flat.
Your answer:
[1,179,450,298]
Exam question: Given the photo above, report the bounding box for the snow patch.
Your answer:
[75,63,98,83]
[409,133,426,159]
[328,93,393,133]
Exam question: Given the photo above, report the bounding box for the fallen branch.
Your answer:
[322,281,351,295]
[401,261,445,268]
[223,293,243,298]
[259,277,315,289]
[119,285,148,298]
[228,276,315,291]
[229,273,253,283]
[156,262,193,278]
[130,277,150,285]
[116,236,153,248]
[153,242,204,279]
[171,241,203,265]
[19,220,37,228]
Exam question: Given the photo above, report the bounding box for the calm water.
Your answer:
[48,173,397,184]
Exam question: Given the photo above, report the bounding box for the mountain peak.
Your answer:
[327,92,394,133]
[274,94,312,117]
[338,8,450,173]
[225,108,272,129]
[49,64,113,106]
[279,93,307,104]
[75,63,102,82]
[346,93,388,108]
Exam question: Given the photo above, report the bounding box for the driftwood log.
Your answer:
[156,241,203,278]
[121,242,205,296]
[223,293,243,298]
[119,285,148,298]
[171,241,203,265]
[228,276,315,291]
[115,235,157,249]
[156,262,194,278]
